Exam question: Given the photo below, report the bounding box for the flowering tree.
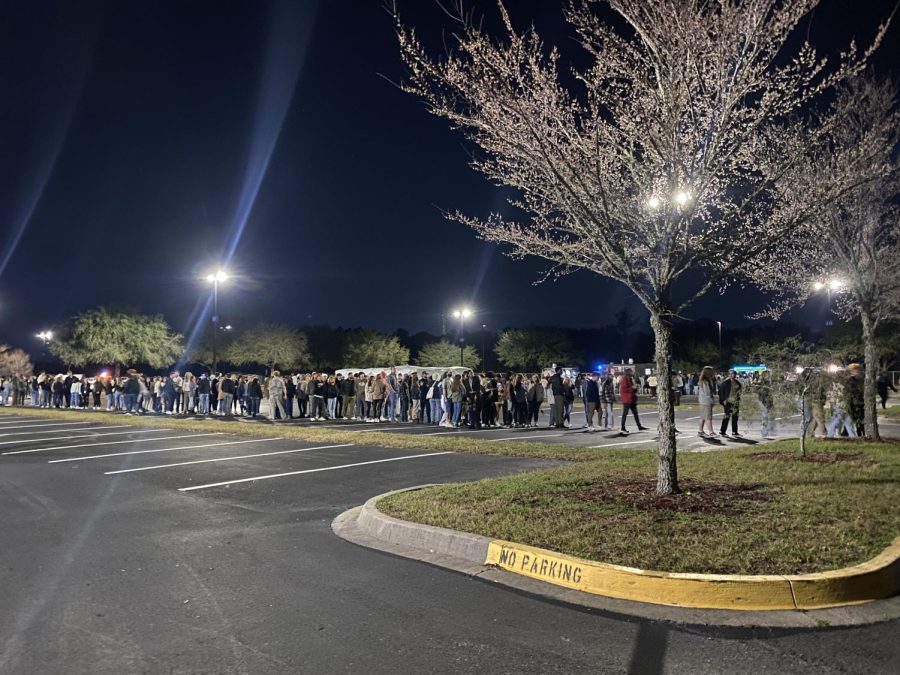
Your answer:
[750,77,900,441]
[393,0,890,494]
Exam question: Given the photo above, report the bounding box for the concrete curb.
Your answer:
[332,485,900,628]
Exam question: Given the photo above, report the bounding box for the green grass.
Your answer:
[880,405,900,420]
[0,406,604,462]
[379,439,900,575]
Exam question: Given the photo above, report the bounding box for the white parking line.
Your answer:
[488,433,564,442]
[3,432,217,455]
[178,451,453,492]
[0,416,33,423]
[48,437,279,463]
[105,443,355,475]
[589,438,658,449]
[0,425,129,437]
[0,421,117,431]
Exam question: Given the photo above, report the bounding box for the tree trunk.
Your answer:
[799,394,808,458]
[650,311,678,495]
[860,311,880,441]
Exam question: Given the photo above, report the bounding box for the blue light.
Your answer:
[595,363,604,372]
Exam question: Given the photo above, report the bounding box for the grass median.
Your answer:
[379,438,900,575]
[0,406,614,462]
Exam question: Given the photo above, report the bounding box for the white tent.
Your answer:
[335,365,469,378]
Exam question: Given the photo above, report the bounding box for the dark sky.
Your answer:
[1,0,898,349]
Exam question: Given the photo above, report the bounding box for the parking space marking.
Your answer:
[3,432,218,455]
[47,437,279,464]
[105,443,355,475]
[488,433,564,442]
[0,424,129,437]
[0,421,120,432]
[178,451,453,492]
[589,438,658,449]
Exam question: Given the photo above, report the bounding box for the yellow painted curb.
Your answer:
[485,536,900,611]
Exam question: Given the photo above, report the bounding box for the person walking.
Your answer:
[619,368,647,434]
[697,366,717,437]
[718,370,743,437]
[876,371,897,409]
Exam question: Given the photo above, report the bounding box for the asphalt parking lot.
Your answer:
[1,414,898,674]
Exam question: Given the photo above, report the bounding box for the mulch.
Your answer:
[573,479,770,515]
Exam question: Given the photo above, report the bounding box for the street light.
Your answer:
[481,324,487,370]
[451,307,472,367]
[812,278,846,327]
[715,321,722,363]
[205,270,228,372]
[36,330,53,358]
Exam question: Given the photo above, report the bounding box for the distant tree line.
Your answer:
[18,305,895,379]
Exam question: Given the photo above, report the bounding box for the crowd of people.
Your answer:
[0,364,894,439]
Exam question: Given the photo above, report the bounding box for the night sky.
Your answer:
[1,0,898,349]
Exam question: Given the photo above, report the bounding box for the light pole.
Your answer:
[716,321,722,363]
[36,331,53,359]
[481,324,487,370]
[813,278,845,327]
[451,307,472,368]
[205,270,228,373]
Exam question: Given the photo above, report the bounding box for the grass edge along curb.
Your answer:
[0,407,606,462]
[484,535,900,611]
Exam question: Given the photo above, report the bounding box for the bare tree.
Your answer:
[392,0,890,493]
[751,77,900,441]
[0,345,34,378]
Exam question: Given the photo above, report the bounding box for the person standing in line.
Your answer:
[69,376,82,409]
[340,373,356,420]
[755,370,776,439]
[619,368,647,434]
[697,366,717,437]
[876,371,897,409]
[218,374,236,416]
[548,367,565,429]
[246,375,262,417]
[583,372,601,431]
[527,374,544,428]
[197,374,211,414]
[266,370,287,421]
[285,375,296,419]
[600,370,616,430]
[718,370,743,437]
[322,375,337,419]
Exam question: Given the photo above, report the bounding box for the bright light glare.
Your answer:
[795,366,805,374]
[36,331,53,340]
[813,281,825,291]
[827,364,841,373]
[675,191,690,205]
[647,196,660,209]
[206,270,228,283]
[452,307,473,319]
[829,279,843,290]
